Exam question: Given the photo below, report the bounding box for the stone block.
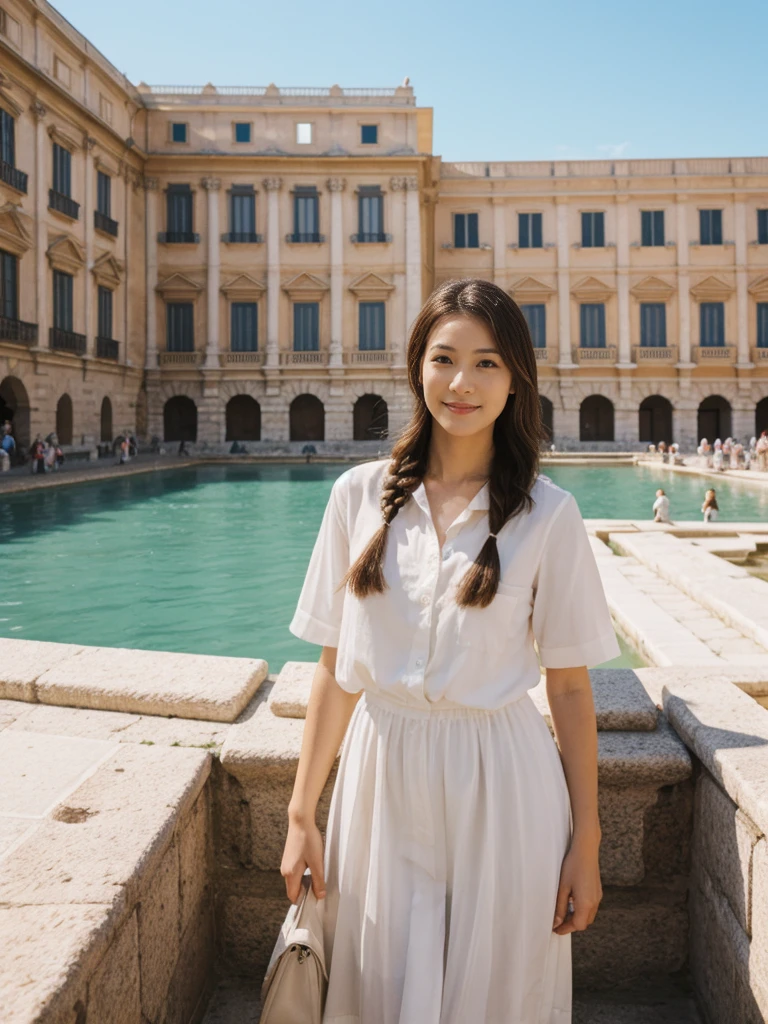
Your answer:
[268,660,315,718]
[219,893,290,979]
[596,719,692,787]
[641,779,693,881]
[180,786,212,936]
[86,911,142,1024]
[166,897,216,1024]
[0,638,85,702]
[598,785,658,886]
[138,838,180,1023]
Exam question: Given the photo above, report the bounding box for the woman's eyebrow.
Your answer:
[430,343,499,354]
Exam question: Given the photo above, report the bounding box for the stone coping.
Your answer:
[0,638,268,723]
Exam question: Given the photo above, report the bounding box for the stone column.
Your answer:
[122,169,133,365]
[676,196,693,367]
[404,175,422,335]
[327,177,345,369]
[555,198,574,367]
[83,136,95,355]
[616,196,634,368]
[143,177,159,369]
[33,101,48,350]
[263,177,282,369]
[734,199,752,368]
[389,176,408,367]
[492,197,506,284]
[202,177,222,369]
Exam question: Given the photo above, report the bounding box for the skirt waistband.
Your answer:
[360,687,531,721]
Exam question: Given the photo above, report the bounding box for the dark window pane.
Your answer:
[700,302,725,346]
[361,125,378,144]
[231,192,255,234]
[293,302,319,351]
[700,209,723,245]
[98,286,113,339]
[167,186,193,233]
[653,210,665,245]
[234,122,251,143]
[531,212,542,248]
[467,213,479,248]
[97,172,111,217]
[0,249,18,320]
[294,194,318,236]
[52,143,71,196]
[359,302,385,350]
[0,109,15,167]
[521,304,546,347]
[171,123,187,143]
[640,303,666,347]
[454,213,466,248]
[53,270,73,331]
[519,213,530,249]
[580,303,606,347]
[231,302,258,351]
[359,194,383,236]
[758,210,768,245]
[758,303,768,348]
[582,212,605,247]
[166,303,194,352]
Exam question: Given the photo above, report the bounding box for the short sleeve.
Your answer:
[531,492,620,669]
[288,477,350,647]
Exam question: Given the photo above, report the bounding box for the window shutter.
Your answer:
[758,303,768,348]
[654,210,664,245]
[467,213,479,248]
[454,214,465,248]
[595,213,605,247]
[532,213,542,248]
[519,214,530,249]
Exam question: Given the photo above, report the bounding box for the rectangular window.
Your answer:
[98,286,113,339]
[758,303,768,348]
[454,212,479,248]
[293,188,319,240]
[581,212,605,248]
[53,270,73,331]
[758,210,768,245]
[171,122,188,144]
[52,143,71,196]
[700,209,723,245]
[358,188,384,240]
[0,248,18,320]
[359,302,385,350]
[641,210,665,247]
[580,303,606,347]
[97,171,111,217]
[700,302,725,346]
[361,124,378,144]
[296,123,312,145]
[234,122,251,144]
[518,213,542,249]
[293,302,319,351]
[166,303,194,352]
[640,303,667,347]
[231,302,258,352]
[167,184,193,234]
[0,108,14,167]
[520,304,546,347]
[230,187,256,237]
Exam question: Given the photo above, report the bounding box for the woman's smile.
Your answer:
[443,402,480,415]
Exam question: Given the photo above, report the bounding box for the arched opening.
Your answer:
[579,395,614,442]
[100,397,113,443]
[697,395,731,442]
[56,394,73,445]
[539,395,554,444]
[226,395,261,441]
[0,376,31,449]
[290,394,325,442]
[756,397,768,438]
[353,394,388,440]
[163,396,198,442]
[638,395,673,444]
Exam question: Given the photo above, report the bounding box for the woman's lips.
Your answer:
[444,402,480,415]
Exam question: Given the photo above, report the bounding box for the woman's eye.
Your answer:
[431,357,499,368]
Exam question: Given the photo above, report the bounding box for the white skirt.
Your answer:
[321,688,573,1024]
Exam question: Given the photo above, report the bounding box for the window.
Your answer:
[640,303,667,347]
[98,286,113,339]
[0,248,18,320]
[581,212,605,248]
[580,304,606,348]
[0,108,14,167]
[700,302,725,346]
[166,303,194,352]
[518,213,542,249]
[171,122,188,144]
[292,187,320,241]
[641,211,665,247]
[758,304,768,348]
[454,212,479,248]
[699,209,723,245]
[758,210,768,245]
[52,143,72,196]
[358,187,384,241]
[293,302,319,351]
[166,184,194,238]
[296,123,312,145]
[234,122,251,144]
[361,124,378,145]
[53,270,73,331]
[231,302,258,351]
[97,171,111,217]
[359,302,385,350]
[229,186,256,239]
[520,304,546,347]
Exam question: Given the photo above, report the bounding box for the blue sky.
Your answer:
[55,0,765,162]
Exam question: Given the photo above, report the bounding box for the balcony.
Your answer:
[533,347,549,362]
[632,345,678,363]
[751,346,768,364]
[50,326,86,355]
[350,232,392,243]
[157,232,200,244]
[49,189,80,220]
[285,233,325,244]
[157,350,204,366]
[691,344,736,365]
[0,315,38,345]
[0,160,28,194]
[96,337,119,361]
[94,210,119,237]
[343,350,394,365]
[220,350,266,366]
[279,350,327,366]
[221,232,263,243]
[571,345,617,366]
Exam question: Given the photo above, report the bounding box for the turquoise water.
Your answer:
[0,462,764,673]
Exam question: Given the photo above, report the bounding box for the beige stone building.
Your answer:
[2,0,768,452]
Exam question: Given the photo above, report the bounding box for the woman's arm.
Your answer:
[281,644,361,903]
[545,665,603,936]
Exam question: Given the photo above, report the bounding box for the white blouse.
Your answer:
[289,458,620,710]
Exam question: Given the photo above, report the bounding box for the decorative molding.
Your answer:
[220,273,266,298]
[747,274,768,299]
[155,272,204,299]
[46,123,80,152]
[570,276,615,302]
[326,177,346,192]
[143,176,160,192]
[689,275,734,302]
[0,86,24,119]
[508,276,556,302]
[31,100,46,122]
[201,176,222,191]
[91,251,125,287]
[0,203,33,256]
[46,233,86,273]
[95,154,120,177]
[629,276,676,302]
[389,176,407,191]
[262,177,283,192]
[348,272,395,299]
[281,272,329,300]
[403,175,419,191]
[83,134,97,152]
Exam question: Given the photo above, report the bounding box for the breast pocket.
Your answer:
[454,582,534,665]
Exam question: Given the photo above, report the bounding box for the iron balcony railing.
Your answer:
[350,232,392,243]
[0,315,37,344]
[157,231,200,244]
[96,337,119,360]
[49,189,80,219]
[50,326,86,355]
[221,232,264,243]
[285,232,325,243]
[0,160,28,194]
[94,210,119,237]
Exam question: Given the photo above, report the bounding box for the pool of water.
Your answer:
[1,461,764,674]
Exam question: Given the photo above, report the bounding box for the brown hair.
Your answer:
[341,278,545,608]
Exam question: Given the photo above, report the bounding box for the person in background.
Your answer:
[0,428,15,471]
[702,488,719,522]
[652,488,671,523]
[29,436,45,474]
[712,439,724,472]
[732,439,743,470]
[756,431,768,472]
[119,437,130,464]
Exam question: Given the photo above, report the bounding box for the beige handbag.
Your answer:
[259,872,328,1024]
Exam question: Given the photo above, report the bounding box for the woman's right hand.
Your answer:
[281,815,327,904]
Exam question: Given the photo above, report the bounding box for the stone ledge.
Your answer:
[0,638,86,701]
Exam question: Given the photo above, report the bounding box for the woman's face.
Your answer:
[420,315,514,438]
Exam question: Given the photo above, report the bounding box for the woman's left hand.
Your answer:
[551,834,602,935]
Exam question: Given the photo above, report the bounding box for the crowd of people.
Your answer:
[693,431,768,472]
[0,419,139,473]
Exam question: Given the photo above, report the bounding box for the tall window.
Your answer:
[231,302,258,351]
[641,211,665,247]
[0,109,14,167]
[758,303,768,348]
[229,186,256,240]
[293,303,319,351]
[293,188,319,241]
[53,270,73,330]
[518,213,542,249]
[640,303,667,347]
[166,184,194,236]
[700,302,725,346]
[581,212,605,247]
[580,303,606,347]
[358,188,384,241]
[97,171,111,217]
[758,210,768,245]
[166,303,194,352]
[454,213,479,248]
[520,304,546,347]
[52,143,72,196]
[98,286,113,339]
[700,209,723,245]
[0,249,17,320]
[359,302,385,350]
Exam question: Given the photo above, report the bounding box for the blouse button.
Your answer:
[420,594,431,606]
[415,659,424,667]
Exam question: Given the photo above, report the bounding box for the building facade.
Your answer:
[1,0,768,451]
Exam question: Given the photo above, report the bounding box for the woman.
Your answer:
[283,279,620,1023]
[702,488,719,523]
